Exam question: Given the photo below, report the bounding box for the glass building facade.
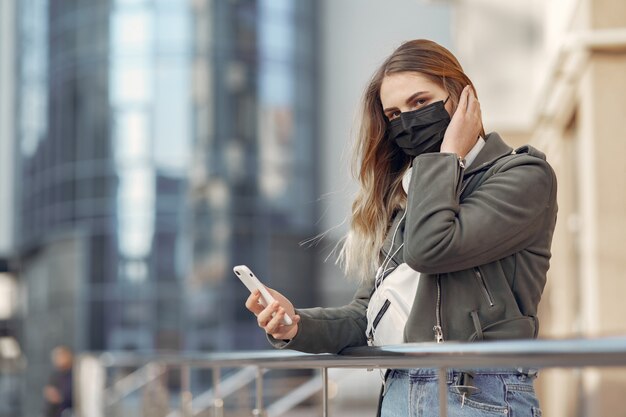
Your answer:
[187,0,319,352]
[16,0,318,414]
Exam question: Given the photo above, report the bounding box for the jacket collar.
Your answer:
[463,132,514,176]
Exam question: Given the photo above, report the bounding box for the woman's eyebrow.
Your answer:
[383,90,429,113]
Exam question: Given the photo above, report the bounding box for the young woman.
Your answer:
[245,39,557,417]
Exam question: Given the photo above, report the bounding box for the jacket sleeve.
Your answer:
[266,280,371,354]
[403,152,556,274]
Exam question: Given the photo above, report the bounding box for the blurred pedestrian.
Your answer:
[142,364,169,417]
[43,346,73,417]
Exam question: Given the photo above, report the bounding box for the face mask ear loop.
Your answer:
[443,95,450,105]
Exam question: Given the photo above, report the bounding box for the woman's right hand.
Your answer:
[245,287,301,340]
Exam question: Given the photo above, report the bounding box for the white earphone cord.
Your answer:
[375,211,406,290]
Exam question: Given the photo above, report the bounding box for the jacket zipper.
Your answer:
[458,177,471,197]
[454,156,466,198]
[433,275,444,343]
[474,267,494,306]
[458,170,480,198]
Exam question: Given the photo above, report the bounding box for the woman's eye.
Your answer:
[413,98,428,107]
[389,111,401,120]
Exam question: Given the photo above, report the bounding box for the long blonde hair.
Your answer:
[337,39,483,281]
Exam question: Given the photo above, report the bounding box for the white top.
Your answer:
[464,137,486,168]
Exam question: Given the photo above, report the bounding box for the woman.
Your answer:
[245,39,557,417]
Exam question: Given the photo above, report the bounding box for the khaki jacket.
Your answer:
[269,132,558,353]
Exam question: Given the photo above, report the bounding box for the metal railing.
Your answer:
[75,335,626,417]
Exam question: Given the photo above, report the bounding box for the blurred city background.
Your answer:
[0,0,625,416]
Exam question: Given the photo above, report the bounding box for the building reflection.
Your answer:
[15,0,318,415]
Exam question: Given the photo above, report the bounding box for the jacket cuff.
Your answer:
[266,309,306,350]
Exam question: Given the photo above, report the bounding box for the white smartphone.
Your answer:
[233,265,293,326]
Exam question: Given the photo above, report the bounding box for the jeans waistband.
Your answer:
[388,367,538,382]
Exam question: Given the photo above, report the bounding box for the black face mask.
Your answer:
[386,97,451,156]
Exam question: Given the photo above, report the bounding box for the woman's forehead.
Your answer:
[380,72,441,107]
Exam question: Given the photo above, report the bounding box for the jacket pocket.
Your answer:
[468,315,537,342]
[372,299,391,329]
[473,267,494,306]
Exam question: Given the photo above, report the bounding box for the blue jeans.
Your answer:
[380,368,542,417]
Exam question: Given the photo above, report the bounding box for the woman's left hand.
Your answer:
[440,85,482,159]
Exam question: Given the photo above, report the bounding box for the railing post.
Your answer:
[75,354,105,417]
[438,367,448,417]
[321,367,329,417]
[212,366,224,417]
[181,364,192,417]
[252,367,266,417]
